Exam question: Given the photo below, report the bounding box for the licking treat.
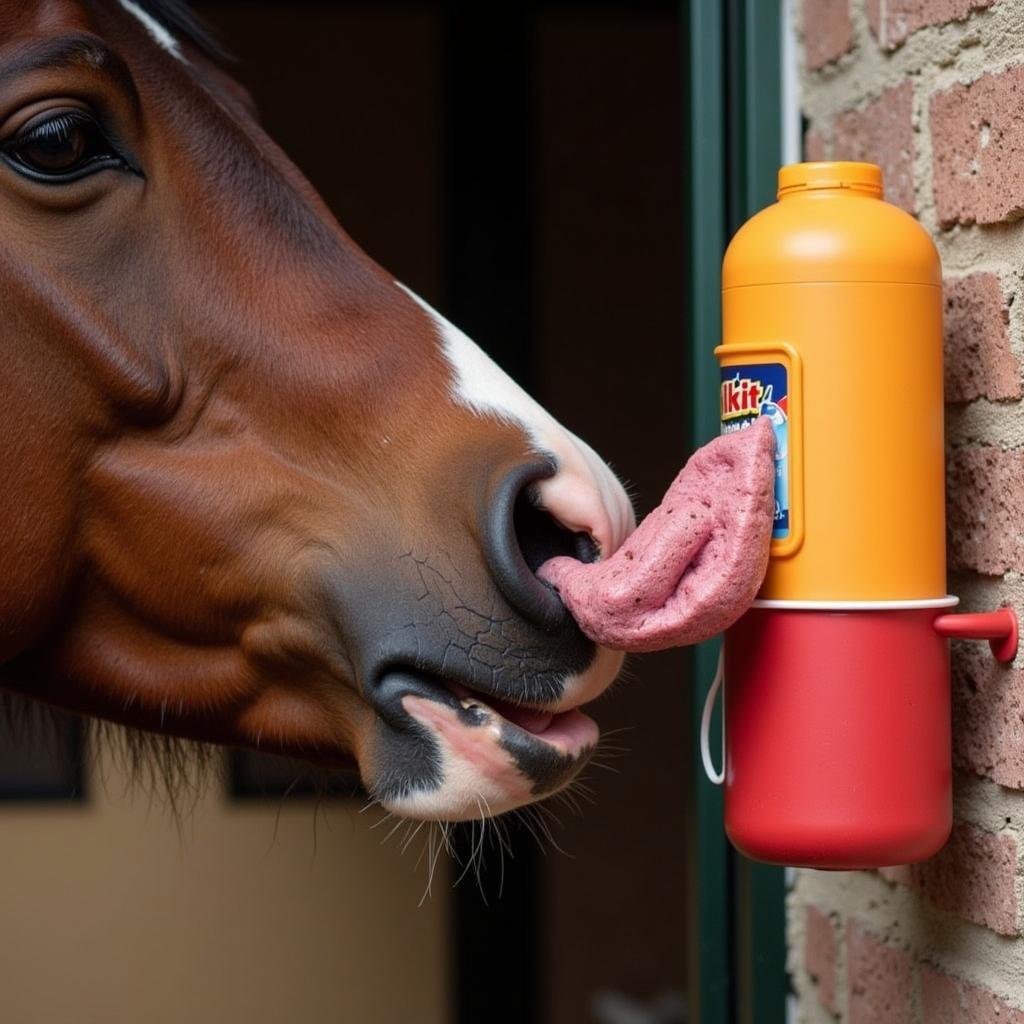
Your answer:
[539,416,776,652]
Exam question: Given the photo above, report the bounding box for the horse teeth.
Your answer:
[460,698,484,713]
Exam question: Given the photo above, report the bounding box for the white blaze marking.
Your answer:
[117,0,183,59]
[395,281,634,556]
[397,281,551,451]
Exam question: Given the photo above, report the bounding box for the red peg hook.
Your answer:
[934,607,1020,663]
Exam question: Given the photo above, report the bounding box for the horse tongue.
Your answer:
[490,698,555,734]
[538,417,776,653]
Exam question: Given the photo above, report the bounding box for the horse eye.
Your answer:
[2,110,126,183]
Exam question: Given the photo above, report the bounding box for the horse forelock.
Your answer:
[115,1,181,57]
[107,0,226,62]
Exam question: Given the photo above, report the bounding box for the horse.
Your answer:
[0,0,642,823]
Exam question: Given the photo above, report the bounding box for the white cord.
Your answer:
[699,648,725,785]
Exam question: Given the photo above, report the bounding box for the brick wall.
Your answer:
[791,0,1024,1019]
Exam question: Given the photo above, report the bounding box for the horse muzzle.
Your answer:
[342,454,631,821]
[364,658,604,821]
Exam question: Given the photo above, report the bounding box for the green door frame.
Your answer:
[684,2,789,1021]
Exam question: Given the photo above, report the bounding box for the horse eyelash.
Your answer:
[3,109,143,180]
[10,110,92,148]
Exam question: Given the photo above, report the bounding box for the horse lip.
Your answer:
[370,667,463,731]
[371,666,598,809]
[370,665,591,746]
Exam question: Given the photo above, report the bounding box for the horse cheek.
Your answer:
[0,402,81,662]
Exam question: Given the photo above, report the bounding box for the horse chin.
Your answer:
[365,650,622,822]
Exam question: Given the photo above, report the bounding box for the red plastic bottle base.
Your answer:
[723,607,952,869]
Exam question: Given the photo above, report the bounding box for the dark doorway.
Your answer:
[195,5,688,1021]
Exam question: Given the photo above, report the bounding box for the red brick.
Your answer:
[867,0,996,50]
[908,823,1018,935]
[804,0,854,69]
[805,906,839,1013]
[921,967,1024,1023]
[920,966,963,1022]
[931,65,1024,228]
[834,82,915,213]
[804,125,828,162]
[952,638,1024,787]
[847,919,914,1024]
[947,447,1024,575]
[945,274,1020,402]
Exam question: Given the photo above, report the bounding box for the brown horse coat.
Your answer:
[0,0,634,821]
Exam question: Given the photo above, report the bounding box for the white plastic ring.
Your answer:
[750,595,959,611]
[699,648,725,786]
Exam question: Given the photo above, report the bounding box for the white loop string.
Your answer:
[699,648,725,785]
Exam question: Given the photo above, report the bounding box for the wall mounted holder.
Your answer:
[703,160,1020,869]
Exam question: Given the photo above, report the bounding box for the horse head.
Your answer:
[0,0,635,821]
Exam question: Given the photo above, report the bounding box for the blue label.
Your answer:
[720,362,790,539]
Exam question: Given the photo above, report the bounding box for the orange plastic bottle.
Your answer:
[716,162,953,867]
[719,160,945,600]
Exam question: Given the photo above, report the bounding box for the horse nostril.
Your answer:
[513,487,600,574]
[484,461,596,632]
